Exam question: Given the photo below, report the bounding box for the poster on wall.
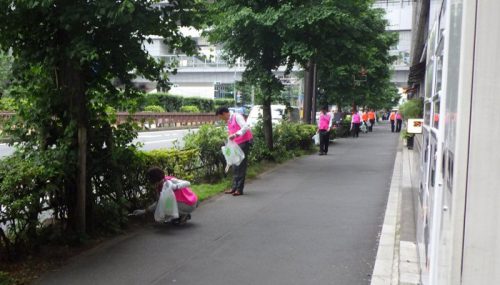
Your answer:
[408,119,424,134]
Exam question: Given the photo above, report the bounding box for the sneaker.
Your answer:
[178,215,189,225]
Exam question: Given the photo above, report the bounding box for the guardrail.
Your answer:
[0,112,14,120]
[0,111,217,130]
[116,112,217,129]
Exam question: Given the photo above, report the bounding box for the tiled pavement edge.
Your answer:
[370,142,421,285]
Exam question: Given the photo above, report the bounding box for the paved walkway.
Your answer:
[37,123,399,285]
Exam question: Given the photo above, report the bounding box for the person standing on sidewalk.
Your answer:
[351,109,361,138]
[317,106,332,155]
[389,110,396,132]
[361,110,368,126]
[216,107,253,196]
[395,111,403,132]
[368,109,376,132]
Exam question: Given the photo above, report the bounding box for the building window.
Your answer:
[433,100,440,129]
[424,102,431,126]
[214,83,235,99]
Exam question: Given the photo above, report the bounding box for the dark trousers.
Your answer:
[390,120,395,132]
[319,130,330,154]
[396,119,402,132]
[369,119,375,132]
[352,123,360,137]
[232,140,252,193]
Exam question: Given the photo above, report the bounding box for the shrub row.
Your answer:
[142,93,235,113]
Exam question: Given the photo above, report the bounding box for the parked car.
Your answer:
[247,105,298,127]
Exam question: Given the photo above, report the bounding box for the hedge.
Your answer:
[142,93,214,113]
[180,105,200,113]
[143,105,165,113]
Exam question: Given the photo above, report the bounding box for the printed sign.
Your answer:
[407,119,424,134]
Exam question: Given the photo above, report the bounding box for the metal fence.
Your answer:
[0,112,217,130]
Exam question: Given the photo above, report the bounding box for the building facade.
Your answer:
[139,28,300,102]
[408,0,500,284]
[374,0,413,88]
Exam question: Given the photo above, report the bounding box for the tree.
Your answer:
[209,0,397,143]
[0,49,12,98]
[208,1,290,150]
[0,0,202,234]
[314,5,398,112]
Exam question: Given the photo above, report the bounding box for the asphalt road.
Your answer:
[37,124,399,285]
[0,129,197,158]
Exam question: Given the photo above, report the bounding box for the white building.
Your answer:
[140,28,299,101]
[373,0,413,88]
[407,0,500,284]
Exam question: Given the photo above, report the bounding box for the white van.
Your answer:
[247,105,287,127]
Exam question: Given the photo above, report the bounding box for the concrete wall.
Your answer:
[460,1,500,283]
[168,84,215,99]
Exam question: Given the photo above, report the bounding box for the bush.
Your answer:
[143,93,214,113]
[274,122,316,153]
[249,121,316,163]
[180,105,200,113]
[143,105,165,113]
[214,98,235,110]
[182,97,213,113]
[0,145,201,260]
[0,150,65,259]
[183,125,226,181]
[0,97,15,111]
[337,118,352,137]
[399,98,423,119]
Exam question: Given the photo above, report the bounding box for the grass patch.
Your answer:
[191,154,312,202]
[191,180,231,201]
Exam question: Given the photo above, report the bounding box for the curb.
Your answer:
[371,144,403,285]
[398,146,421,285]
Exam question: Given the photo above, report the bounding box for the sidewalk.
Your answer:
[37,124,400,285]
[370,139,421,285]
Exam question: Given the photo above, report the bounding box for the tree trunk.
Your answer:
[262,95,273,150]
[77,126,87,234]
[58,62,87,235]
[302,60,314,124]
[311,62,317,125]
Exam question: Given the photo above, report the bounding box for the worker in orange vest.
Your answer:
[368,109,376,132]
[362,111,368,124]
[389,111,396,133]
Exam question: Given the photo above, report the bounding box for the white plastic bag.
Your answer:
[312,133,320,145]
[221,140,245,167]
[360,122,367,133]
[154,181,179,222]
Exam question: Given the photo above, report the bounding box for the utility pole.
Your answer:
[233,70,237,107]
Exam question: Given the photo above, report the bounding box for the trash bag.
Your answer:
[312,133,320,145]
[360,122,367,133]
[154,182,179,222]
[221,139,245,167]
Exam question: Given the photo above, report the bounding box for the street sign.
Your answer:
[407,119,424,134]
